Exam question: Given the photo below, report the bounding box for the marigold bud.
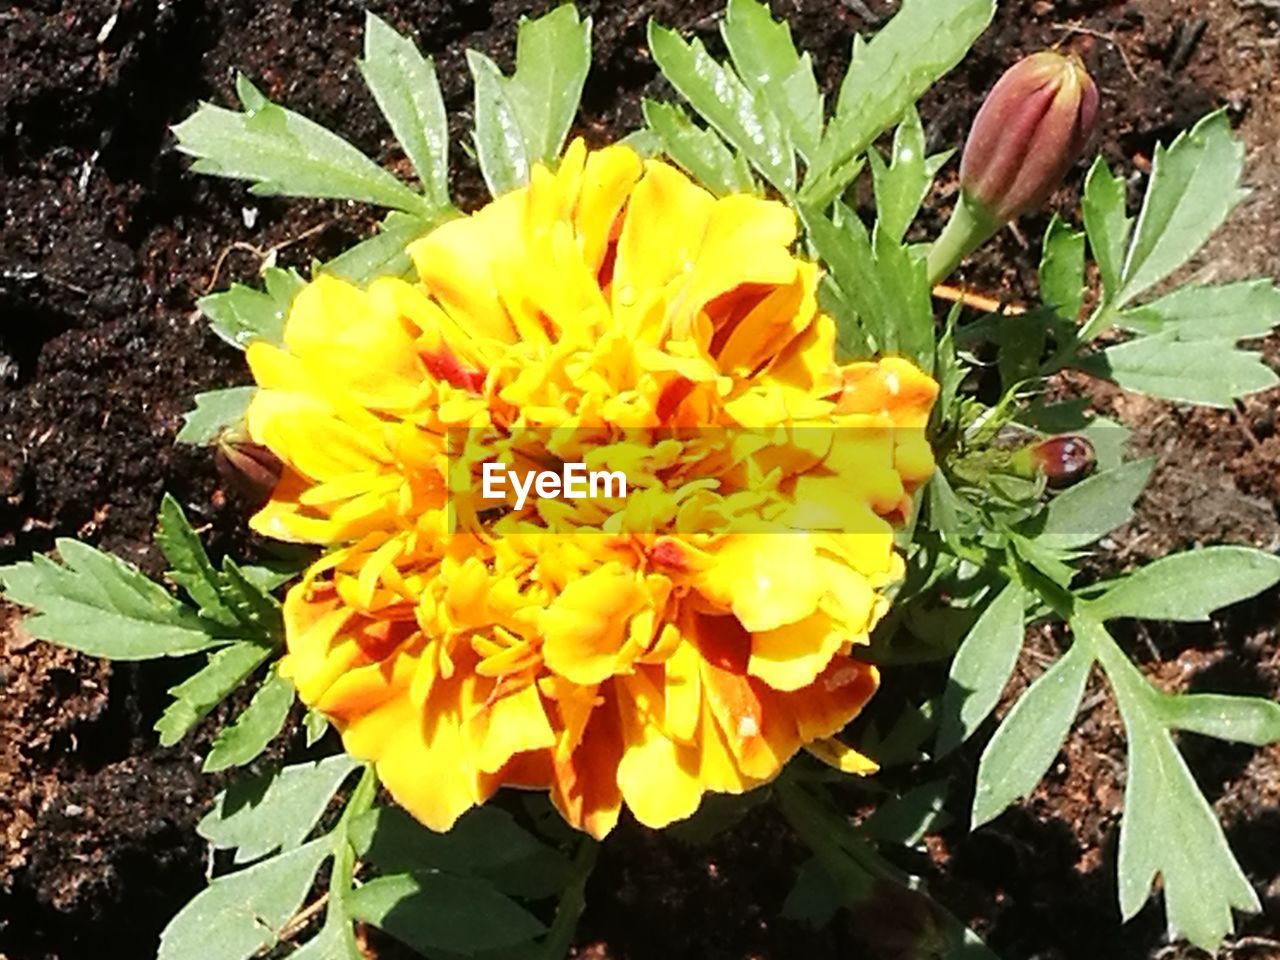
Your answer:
[215,428,282,505]
[1012,434,1097,488]
[961,51,1099,222]
[928,51,1099,285]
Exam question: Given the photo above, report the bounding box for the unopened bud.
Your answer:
[962,52,1099,222]
[215,428,282,505]
[928,51,1099,284]
[1012,435,1097,487]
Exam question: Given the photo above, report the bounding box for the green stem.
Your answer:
[540,836,599,960]
[926,194,1001,287]
[1078,299,1118,341]
[323,764,379,947]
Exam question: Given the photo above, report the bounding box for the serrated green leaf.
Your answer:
[176,387,255,446]
[1091,333,1278,407]
[505,5,591,165]
[319,211,432,284]
[869,108,932,244]
[1035,457,1155,551]
[0,539,220,660]
[173,76,433,216]
[1119,112,1247,305]
[203,668,295,772]
[804,0,994,204]
[1082,156,1130,299]
[347,873,545,956]
[199,755,360,864]
[647,21,796,194]
[350,805,572,899]
[802,202,933,366]
[972,639,1093,827]
[937,580,1027,755]
[218,557,283,640]
[467,50,530,197]
[641,99,755,196]
[197,267,303,351]
[1118,280,1280,342]
[1085,546,1280,623]
[1040,215,1086,320]
[156,642,272,747]
[156,494,238,626]
[359,14,451,209]
[721,0,823,162]
[157,838,331,960]
[466,5,590,197]
[1159,693,1280,746]
[1083,616,1260,951]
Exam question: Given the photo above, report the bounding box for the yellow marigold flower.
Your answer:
[243,139,939,838]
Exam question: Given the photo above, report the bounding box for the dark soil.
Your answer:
[2,1,1279,959]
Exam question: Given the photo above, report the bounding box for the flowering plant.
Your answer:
[4,2,1280,958]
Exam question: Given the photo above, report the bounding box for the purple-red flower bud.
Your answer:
[960,51,1100,223]
[215,429,282,506]
[1026,435,1097,488]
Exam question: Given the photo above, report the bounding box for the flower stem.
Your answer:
[541,835,599,960]
[926,194,1001,287]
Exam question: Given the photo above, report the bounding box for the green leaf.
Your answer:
[1081,156,1130,299]
[936,580,1027,755]
[359,14,451,209]
[173,75,434,217]
[1158,693,1280,746]
[0,539,220,660]
[156,494,238,625]
[199,755,360,864]
[1118,280,1280,342]
[721,0,823,162]
[304,708,330,746]
[804,0,994,203]
[176,387,255,446]
[641,99,755,196]
[972,639,1093,827]
[350,805,572,899]
[157,838,331,960]
[507,4,591,165]
[197,267,304,351]
[780,858,843,929]
[862,780,951,847]
[467,50,531,197]
[1118,112,1247,306]
[319,211,433,284]
[647,21,796,194]
[1035,457,1155,551]
[1091,333,1278,407]
[1040,215,1086,320]
[466,5,591,196]
[802,203,933,366]
[347,873,545,956]
[203,668,295,772]
[1085,617,1260,952]
[1085,546,1280,623]
[217,558,283,641]
[869,108,937,244]
[155,642,272,747]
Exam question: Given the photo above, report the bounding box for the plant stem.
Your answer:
[926,194,1000,287]
[541,835,599,960]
